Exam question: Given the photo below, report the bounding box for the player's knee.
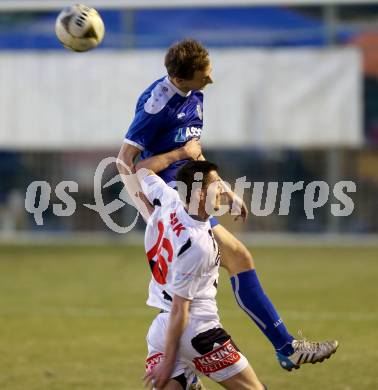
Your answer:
[214,226,255,274]
[221,241,255,275]
[236,242,254,266]
[245,380,266,390]
[221,374,265,390]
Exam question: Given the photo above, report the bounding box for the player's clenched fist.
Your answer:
[143,358,173,390]
[182,138,202,161]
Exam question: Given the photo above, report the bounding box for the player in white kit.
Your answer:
[137,160,265,390]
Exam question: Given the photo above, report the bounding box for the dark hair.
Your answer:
[176,160,218,204]
[165,39,210,80]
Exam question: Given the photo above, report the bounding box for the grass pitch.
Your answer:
[0,244,377,390]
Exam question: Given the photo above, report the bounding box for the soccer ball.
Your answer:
[55,4,105,52]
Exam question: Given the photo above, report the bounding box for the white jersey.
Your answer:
[140,173,220,321]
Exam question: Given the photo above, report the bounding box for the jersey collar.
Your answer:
[165,76,192,98]
[181,206,210,228]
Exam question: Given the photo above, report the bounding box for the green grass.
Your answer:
[0,245,377,390]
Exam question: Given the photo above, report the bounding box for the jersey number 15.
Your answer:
[146,221,173,285]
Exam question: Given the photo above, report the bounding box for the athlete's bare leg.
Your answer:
[212,223,296,360]
[212,224,255,275]
[219,365,265,390]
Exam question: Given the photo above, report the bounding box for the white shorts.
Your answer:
[146,312,249,387]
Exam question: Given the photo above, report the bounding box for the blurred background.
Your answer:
[1,2,378,390]
[0,0,378,242]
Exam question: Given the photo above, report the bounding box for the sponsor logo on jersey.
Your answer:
[193,340,241,374]
[177,112,186,119]
[185,126,202,138]
[196,104,203,120]
[175,127,202,143]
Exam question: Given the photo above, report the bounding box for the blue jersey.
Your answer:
[125,76,204,184]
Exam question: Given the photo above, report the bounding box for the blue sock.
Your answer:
[231,269,294,356]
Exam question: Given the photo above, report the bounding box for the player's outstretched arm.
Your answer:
[135,138,202,173]
[220,180,249,222]
[199,153,249,222]
[116,143,154,222]
[144,295,190,389]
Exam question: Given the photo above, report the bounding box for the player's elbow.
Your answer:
[117,148,136,175]
[134,159,147,172]
[116,156,132,176]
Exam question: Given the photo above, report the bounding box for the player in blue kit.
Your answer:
[117,39,338,373]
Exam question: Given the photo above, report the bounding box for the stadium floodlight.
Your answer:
[1,0,378,11]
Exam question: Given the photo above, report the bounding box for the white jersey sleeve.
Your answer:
[139,171,179,207]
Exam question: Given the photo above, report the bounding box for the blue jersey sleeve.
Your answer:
[125,106,165,151]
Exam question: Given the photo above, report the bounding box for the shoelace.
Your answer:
[293,339,323,353]
[294,329,326,353]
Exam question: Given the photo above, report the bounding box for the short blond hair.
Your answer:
[165,39,210,80]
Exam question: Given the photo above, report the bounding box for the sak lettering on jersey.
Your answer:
[169,212,186,237]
